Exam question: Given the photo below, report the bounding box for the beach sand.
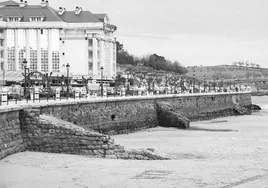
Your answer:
[0,96,268,188]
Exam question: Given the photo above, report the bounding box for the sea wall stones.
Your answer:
[0,93,252,160]
[156,101,190,129]
[38,93,252,134]
[0,108,24,160]
[18,109,167,160]
[39,99,158,135]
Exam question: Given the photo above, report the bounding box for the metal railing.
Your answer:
[0,89,251,107]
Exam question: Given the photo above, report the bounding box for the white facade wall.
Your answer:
[0,21,117,80]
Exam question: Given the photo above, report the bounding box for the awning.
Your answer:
[0,71,74,83]
[0,71,24,82]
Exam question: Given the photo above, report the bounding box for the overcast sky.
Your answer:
[34,0,268,67]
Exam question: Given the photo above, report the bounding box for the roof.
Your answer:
[0,1,110,24]
[0,0,19,6]
[59,11,101,23]
[0,5,63,21]
[94,13,106,22]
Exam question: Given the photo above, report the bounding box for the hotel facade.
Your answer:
[0,0,117,82]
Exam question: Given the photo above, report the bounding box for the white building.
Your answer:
[0,0,117,83]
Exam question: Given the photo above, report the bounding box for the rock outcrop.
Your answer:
[233,103,250,115]
[114,145,169,160]
[251,104,261,110]
[156,102,190,129]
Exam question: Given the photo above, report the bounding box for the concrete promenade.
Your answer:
[0,91,250,110]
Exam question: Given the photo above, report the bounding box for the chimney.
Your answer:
[19,0,25,7]
[75,6,82,15]
[58,7,66,15]
[41,0,46,7]
[46,0,49,6]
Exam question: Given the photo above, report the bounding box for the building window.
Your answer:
[0,29,3,33]
[7,17,21,22]
[0,61,4,70]
[0,50,4,58]
[7,29,15,71]
[97,50,100,59]
[40,29,48,72]
[51,29,60,72]
[0,39,3,46]
[88,39,93,46]
[29,29,38,71]
[18,29,26,70]
[29,17,44,22]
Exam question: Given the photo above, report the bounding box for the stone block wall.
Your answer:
[0,108,25,160]
[20,109,117,158]
[39,99,158,135]
[160,93,252,121]
[19,109,167,160]
[39,93,251,134]
[0,93,252,160]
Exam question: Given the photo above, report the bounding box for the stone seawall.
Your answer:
[18,109,167,160]
[38,93,252,134]
[0,93,252,160]
[0,108,24,159]
[39,99,158,135]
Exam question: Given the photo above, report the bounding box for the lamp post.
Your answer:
[203,75,206,92]
[23,59,28,98]
[221,78,224,92]
[66,63,70,98]
[126,70,130,95]
[180,75,183,93]
[100,66,104,97]
[193,74,195,93]
[213,76,216,92]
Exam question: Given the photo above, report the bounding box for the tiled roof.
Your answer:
[59,11,101,23]
[0,1,106,23]
[94,13,106,22]
[0,0,19,6]
[0,5,63,21]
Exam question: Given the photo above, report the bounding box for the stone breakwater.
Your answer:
[0,93,252,160]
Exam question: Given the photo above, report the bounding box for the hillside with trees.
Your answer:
[116,41,188,75]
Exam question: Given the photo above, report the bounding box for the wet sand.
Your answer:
[0,96,268,188]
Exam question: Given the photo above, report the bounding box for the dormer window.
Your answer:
[29,17,44,22]
[7,17,22,22]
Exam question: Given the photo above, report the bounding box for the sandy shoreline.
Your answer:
[1,97,268,188]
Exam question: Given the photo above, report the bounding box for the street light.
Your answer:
[23,59,28,98]
[221,78,224,92]
[203,75,206,92]
[193,74,195,93]
[66,63,70,98]
[100,66,104,97]
[213,76,216,92]
[126,70,130,95]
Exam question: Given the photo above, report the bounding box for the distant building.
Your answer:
[0,0,117,83]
